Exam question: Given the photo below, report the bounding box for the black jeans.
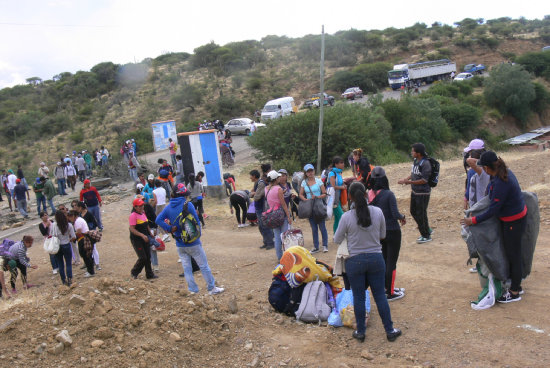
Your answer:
[77,238,95,275]
[130,237,154,278]
[192,199,205,226]
[501,216,526,292]
[230,194,247,224]
[410,192,430,238]
[382,229,402,295]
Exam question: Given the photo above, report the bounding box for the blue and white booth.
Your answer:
[177,130,224,198]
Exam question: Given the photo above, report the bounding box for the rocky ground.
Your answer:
[0,148,549,368]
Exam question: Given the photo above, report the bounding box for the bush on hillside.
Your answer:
[531,82,550,114]
[440,103,482,137]
[484,63,536,123]
[516,51,550,78]
[326,71,374,94]
[170,83,204,111]
[117,127,154,155]
[380,96,453,155]
[352,62,392,91]
[248,104,400,171]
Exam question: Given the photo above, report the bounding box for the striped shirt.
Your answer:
[8,242,31,267]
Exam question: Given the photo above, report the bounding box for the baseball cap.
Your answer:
[132,197,144,207]
[303,164,314,172]
[83,179,90,185]
[57,162,61,165]
[267,170,281,180]
[277,169,288,175]
[174,183,190,196]
[477,151,498,167]
[371,166,386,179]
[36,177,41,183]
[148,174,155,181]
[136,183,144,190]
[464,139,485,153]
[16,179,21,184]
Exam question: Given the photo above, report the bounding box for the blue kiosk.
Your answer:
[177,130,224,198]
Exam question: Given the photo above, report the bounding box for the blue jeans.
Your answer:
[16,199,28,217]
[308,217,328,249]
[273,219,289,261]
[177,245,216,293]
[150,248,158,266]
[57,178,67,195]
[47,198,56,214]
[36,196,47,215]
[345,253,393,335]
[129,167,138,182]
[256,207,274,247]
[55,243,73,283]
[49,254,58,270]
[88,205,103,229]
[170,153,177,167]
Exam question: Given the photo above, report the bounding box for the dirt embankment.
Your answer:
[0,149,549,368]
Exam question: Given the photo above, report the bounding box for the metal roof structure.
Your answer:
[502,126,550,145]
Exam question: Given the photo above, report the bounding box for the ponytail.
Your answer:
[349,182,371,228]
[489,158,508,182]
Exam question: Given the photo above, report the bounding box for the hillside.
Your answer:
[1,16,550,172]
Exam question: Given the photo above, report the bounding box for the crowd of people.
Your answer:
[0,137,535,345]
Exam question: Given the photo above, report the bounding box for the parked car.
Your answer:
[463,64,485,74]
[225,118,265,135]
[453,72,474,81]
[341,87,363,100]
[303,92,335,108]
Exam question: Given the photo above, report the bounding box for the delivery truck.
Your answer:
[387,59,457,90]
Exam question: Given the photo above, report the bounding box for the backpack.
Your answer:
[425,157,440,187]
[268,275,305,316]
[0,239,15,257]
[177,202,200,243]
[159,166,170,179]
[295,280,332,323]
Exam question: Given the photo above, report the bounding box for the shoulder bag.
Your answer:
[298,180,314,219]
[44,224,60,255]
[261,186,286,229]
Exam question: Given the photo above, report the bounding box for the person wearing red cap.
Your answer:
[129,197,157,280]
[13,178,29,219]
[80,179,103,230]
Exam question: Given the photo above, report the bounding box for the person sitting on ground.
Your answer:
[7,235,38,292]
[229,190,250,228]
[155,183,224,295]
[334,182,402,343]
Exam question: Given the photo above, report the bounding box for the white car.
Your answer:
[453,72,474,81]
[225,118,265,135]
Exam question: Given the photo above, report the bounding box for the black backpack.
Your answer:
[268,276,305,316]
[426,157,440,187]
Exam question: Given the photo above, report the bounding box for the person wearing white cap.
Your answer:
[264,170,292,260]
[143,174,156,203]
[299,164,329,253]
[38,162,50,178]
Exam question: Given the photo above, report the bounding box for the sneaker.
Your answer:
[310,248,320,254]
[518,286,525,295]
[429,228,434,235]
[83,272,95,278]
[237,224,243,228]
[264,245,274,250]
[179,273,185,278]
[177,258,181,263]
[394,287,405,293]
[209,286,225,295]
[416,236,432,244]
[52,269,59,275]
[497,289,521,303]
[162,234,170,242]
[146,275,159,280]
[259,244,267,249]
[164,237,171,243]
[469,267,477,273]
[189,291,197,295]
[96,265,102,271]
[242,223,249,227]
[322,246,328,253]
[153,266,160,272]
[387,328,402,342]
[387,290,405,301]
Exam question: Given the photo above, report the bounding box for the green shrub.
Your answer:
[531,82,550,114]
[515,51,550,77]
[440,103,482,136]
[117,127,154,155]
[69,128,84,144]
[248,104,399,170]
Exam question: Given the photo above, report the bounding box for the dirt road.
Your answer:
[0,149,549,367]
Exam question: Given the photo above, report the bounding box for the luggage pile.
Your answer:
[268,246,370,327]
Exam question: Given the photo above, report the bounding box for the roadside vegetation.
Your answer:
[1,16,550,173]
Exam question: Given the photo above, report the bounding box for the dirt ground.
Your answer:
[0,149,549,368]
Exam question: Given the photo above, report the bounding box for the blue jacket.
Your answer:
[155,196,201,247]
[472,169,526,224]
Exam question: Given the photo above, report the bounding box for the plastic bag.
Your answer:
[327,289,370,327]
[326,187,335,220]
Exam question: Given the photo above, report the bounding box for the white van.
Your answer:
[261,97,296,121]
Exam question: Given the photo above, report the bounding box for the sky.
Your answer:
[0,0,548,88]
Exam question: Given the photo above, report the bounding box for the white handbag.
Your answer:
[44,224,60,255]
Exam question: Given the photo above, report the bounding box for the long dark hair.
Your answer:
[55,210,69,235]
[487,158,508,182]
[372,176,390,191]
[188,173,196,188]
[349,182,371,227]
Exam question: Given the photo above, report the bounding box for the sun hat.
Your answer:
[303,164,314,172]
[132,197,144,206]
[477,151,498,166]
[277,169,288,175]
[464,139,485,153]
[148,174,155,181]
[267,170,281,180]
[371,166,386,179]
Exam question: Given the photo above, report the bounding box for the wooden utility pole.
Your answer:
[316,25,325,174]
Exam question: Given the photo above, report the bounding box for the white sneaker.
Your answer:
[237,224,243,228]
[53,269,59,275]
[209,286,225,295]
[323,246,328,253]
[83,272,95,278]
[154,266,160,272]
[469,267,477,273]
[162,234,170,241]
[177,258,181,263]
[242,223,249,227]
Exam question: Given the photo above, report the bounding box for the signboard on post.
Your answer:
[151,120,177,151]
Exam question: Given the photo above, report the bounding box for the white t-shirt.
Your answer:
[153,187,167,206]
[74,217,89,236]
[66,165,76,176]
[7,174,17,190]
